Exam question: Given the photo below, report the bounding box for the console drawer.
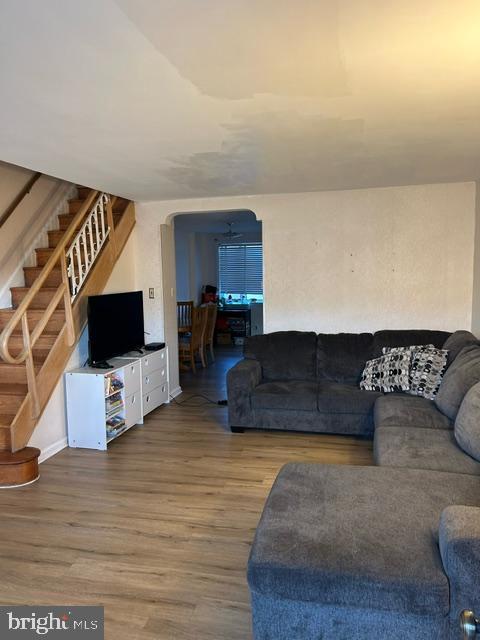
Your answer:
[143,383,168,416]
[123,361,141,395]
[142,349,166,374]
[125,392,142,428]
[143,367,166,391]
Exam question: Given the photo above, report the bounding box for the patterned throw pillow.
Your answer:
[383,345,448,400]
[360,351,411,393]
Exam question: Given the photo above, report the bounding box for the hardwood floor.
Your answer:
[0,347,373,639]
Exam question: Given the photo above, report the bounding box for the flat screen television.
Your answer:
[87,291,145,367]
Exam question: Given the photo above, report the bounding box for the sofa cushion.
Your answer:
[317,333,373,384]
[435,345,480,420]
[454,382,480,462]
[360,351,411,393]
[443,330,479,366]
[318,381,381,415]
[248,463,480,615]
[244,332,317,381]
[374,395,452,430]
[374,426,480,475]
[252,381,318,412]
[372,330,450,358]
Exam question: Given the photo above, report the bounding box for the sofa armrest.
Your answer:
[227,359,262,428]
[439,506,480,635]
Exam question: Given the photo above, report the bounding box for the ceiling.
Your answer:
[0,0,479,201]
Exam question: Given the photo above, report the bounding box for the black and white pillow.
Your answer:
[360,351,411,393]
[383,345,448,400]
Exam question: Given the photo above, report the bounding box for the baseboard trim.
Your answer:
[169,386,182,402]
[39,437,68,464]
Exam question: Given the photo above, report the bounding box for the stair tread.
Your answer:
[10,286,60,292]
[0,447,40,465]
[0,308,64,317]
[0,415,14,427]
[0,383,27,396]
[23,266,61,273]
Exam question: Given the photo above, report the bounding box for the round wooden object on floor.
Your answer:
[0,447,40,488]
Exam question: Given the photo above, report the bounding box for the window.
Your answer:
[218,243,263,302]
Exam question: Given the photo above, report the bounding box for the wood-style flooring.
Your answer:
[0,347,373,639]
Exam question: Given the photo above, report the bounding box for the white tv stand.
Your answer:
[65,346,169,450]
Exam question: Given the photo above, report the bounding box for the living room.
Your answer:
[1,1,480,639]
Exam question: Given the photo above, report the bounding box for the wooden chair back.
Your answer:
[205,305,217,347]
[177,301,193,330]
[191,306,208,352]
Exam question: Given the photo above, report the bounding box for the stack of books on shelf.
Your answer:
[105,391,123,415]
[106,414,126,438]
[104,374,123,396]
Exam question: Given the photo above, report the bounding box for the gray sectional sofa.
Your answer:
[232,329,480,639]
[227,329,456,435]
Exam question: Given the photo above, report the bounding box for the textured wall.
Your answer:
[137,181,476,392]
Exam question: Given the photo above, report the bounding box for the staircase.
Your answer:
[0,186,135,486]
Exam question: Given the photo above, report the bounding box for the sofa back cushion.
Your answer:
[443,330,479,366]
[244,331,317,381]
[454,382,480,461]
[435,345,480,420]
[373,330,450,357]
[317,333,373,384]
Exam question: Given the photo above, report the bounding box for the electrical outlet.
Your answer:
[149,288,155,299]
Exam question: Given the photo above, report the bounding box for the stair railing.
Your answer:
[0,189,115,418]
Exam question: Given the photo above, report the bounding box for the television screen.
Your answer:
[87,291,145,366]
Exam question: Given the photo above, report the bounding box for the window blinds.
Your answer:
[218,243,263,295]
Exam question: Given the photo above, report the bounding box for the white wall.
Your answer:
[472,182,480,336]
[29,230,138,460]
[136,182,476,392]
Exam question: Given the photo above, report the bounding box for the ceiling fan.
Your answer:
[221,222,243,240]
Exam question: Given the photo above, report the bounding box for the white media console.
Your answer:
[65,346,169,450]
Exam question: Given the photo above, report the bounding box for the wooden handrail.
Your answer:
[0,172,42,229]
[0,189,99,366]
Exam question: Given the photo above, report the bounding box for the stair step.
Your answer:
[57,213,76,231]
[48,226,102,249]
[113,198,129,213]
[4,333,58,364]
[0,447,40,486]
[0,424,12,451]
[11,287,65,310]
[0,384,27,414]
[0,362,41,385]
[58,212,121,229]
[35,247,55,267]
[68,198,88,214]
[76,187,92,199]
[47,229,66,248]
[0,308,65,335]
[23,266,62,287]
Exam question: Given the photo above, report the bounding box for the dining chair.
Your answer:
[177,300,193,333]
[178,306,208,373]
[204,304,218,364]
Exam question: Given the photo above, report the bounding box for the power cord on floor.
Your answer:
[169,393,228,407]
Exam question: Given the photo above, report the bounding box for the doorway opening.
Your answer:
[172,209,263,389]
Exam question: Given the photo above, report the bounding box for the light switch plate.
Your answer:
[149,288,155,299]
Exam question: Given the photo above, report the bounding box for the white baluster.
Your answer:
[99,199,106,240]
[88,214,95,262]
[75,238,82,292]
